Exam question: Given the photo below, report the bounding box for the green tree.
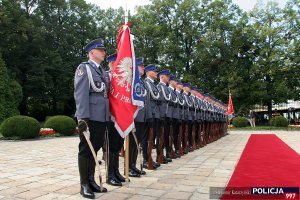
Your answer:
[249,1,296,119]
[0,54,22,122]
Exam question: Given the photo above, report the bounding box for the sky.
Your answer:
[86,0,288,13]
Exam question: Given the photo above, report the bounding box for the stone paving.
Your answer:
[0,130,299,200]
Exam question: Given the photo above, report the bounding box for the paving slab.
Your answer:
[0,130,299,199]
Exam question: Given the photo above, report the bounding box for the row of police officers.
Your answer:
[74,38,228,199]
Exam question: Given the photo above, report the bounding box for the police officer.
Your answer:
[157,69,172,164]
[182,83,193,153]
[195,89,205,147]
[129,57,146,177]
[74,38,109,199]
[202,94,209,145]
[106,53,126,186]
[205,94,213,143]
[174,80,185,157]
[142,64,161,169]
[190,86,198,150]
[167,75,179,159]
[191,87,200,149]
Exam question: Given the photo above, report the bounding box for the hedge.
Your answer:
[232,116,248,128]
[0,115,40,139]
[44,115,76,136]
[269,116,288,127]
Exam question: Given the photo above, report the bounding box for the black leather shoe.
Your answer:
[89,182,107,193]
[166,153,172,162]
[183,148,188,154]
[88,157,106,193]
[129,169,141,177]
[106,176,122,186]
[142,161,148,169]
[153,161,160,168]
[115,172,126,182]
[143,161,157,170]
[80,184,95,199]
[164,155,172,163]
[175,151,181,158]
[78,156,95,199]
[132,166,146,175]
[113,152,126,182]
[189,146,194,152]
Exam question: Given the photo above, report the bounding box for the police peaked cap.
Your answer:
[145,64,158,73]
[107,53,117,62]
[85,38,105,52]
[136,57,144,66]
[158,69,170,76]
[183,83,191,88]
[169,75,177,81]
[177,80,183,85]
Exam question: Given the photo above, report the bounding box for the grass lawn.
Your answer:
[229,126,290,131]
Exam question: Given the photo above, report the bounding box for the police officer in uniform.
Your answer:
[142,64,161,169]
[106,53,126,186]
[74,38,109,199]
[174,80,185,157]
[129,57,147,177]
[182,83,193,153]
[190,86,198,150]
[167,75,179,158]
[157,69,172,163]
[191,87,200,149]
[195,89,205,147]
[205,94,213,143]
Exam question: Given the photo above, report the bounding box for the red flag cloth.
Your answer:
[109,23,138,138]
[227,92,234,116]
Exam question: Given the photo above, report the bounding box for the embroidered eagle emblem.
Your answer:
[112,57,133,92]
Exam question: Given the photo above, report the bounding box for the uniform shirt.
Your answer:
[157,81,171,118]
[174,90,185,120]
[166,85,177,119]
[190,94,198,121]
[182,92,193,121]
[74,59,110,122]
[144,77,160,120]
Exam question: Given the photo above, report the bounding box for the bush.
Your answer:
[0,115,40,139]
[44,115,76,136]
[269,116,288,127]
[232,117,248,127]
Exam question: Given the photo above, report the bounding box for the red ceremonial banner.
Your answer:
[109,23,138,138]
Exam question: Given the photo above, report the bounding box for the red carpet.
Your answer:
[220,134,300,199]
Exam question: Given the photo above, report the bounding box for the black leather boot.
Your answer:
[88,157,107,193]
[106,153,122,186]
[175,150,181,158]
[132,148,146,175]
[128,147,140,177]
[114,152,126,182]
[166,148,172,162]
[78,156,95,199]
[129,167,140,177]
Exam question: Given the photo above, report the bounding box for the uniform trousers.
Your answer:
[78,120,106,157]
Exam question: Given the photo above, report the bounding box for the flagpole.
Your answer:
[124,1,130,188]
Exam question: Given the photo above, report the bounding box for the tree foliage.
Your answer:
[0,0,299,121]
[0,54,22,122]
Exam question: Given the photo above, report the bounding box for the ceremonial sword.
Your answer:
[82,126,104,192]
